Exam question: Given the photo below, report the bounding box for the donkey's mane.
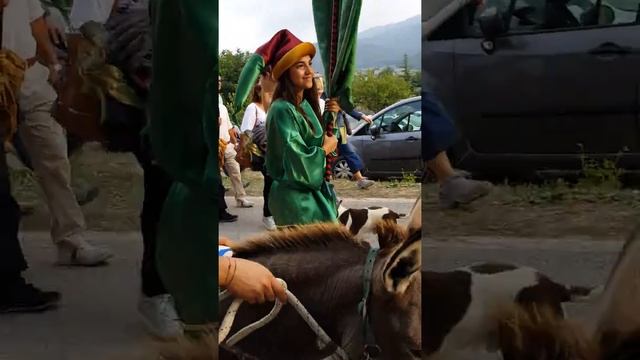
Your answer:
[494,303,597,360]
[232,223,369,257]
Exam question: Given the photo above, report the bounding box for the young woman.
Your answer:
[265,36,339,227]
[240,81,276,230]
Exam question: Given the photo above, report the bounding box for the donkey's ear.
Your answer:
[375,221,406,249]
[406,196,421,234]
[382,229,421,294]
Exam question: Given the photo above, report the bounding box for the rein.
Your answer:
[219,246,382,360]
[219,279,350,360]
[358,247,381,359]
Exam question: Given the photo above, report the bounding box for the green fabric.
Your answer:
[41,0,73,20]
[312,0,362,116]
[265,99,338,226]
[149,0,219,325]
[233,53,264,117]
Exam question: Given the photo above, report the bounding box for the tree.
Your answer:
[219,49,252,124]
[401,54,411,83]
[351,69,414,112]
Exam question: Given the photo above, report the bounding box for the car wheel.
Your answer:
[333,158,353,180]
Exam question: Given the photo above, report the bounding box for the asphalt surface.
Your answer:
[0,195,623,360]
[0,197,416,360]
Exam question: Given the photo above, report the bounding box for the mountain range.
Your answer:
[314,14,420,72]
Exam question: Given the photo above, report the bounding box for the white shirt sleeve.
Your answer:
[221,104,233,128]
[318,98,325,116]
[27,0,45,22]
[240,103,258,132]
[69,0,115,29]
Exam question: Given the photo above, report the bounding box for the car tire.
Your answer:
[332,158,353,180]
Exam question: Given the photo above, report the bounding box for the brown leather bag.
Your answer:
[54,33,106,142]
[235,106,256,171]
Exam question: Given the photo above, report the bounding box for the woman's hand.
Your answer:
[325,98,341,114]
[221,258,287,304]
[322,133,338,155]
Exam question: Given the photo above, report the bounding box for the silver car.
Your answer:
[333,96,423,180]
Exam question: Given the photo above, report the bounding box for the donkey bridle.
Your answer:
[358,247,381,359]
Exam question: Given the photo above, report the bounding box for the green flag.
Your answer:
[312,0,362,179]
[149,0,219,325]
[312,0,362,113]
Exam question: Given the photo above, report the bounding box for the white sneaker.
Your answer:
[56,242,113,266]
[138,294,183,339]
[236,198,254,208]
[356,178,375,189]
[263,216,276,231]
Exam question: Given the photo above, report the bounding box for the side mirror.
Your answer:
[478,6,507,54]
[370,126,381,140]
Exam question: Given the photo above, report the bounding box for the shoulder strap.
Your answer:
[253,104,261,129]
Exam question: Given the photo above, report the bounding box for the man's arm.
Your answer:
[347,109,372,123]
[31,16,59,67]
[31,16,62,85]
[228,125,238,145]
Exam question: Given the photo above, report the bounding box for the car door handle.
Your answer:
[589,42,632,56]
[405,136,419,142]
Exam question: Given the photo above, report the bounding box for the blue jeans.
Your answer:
[339,142,364,174]
[423,88,457,161]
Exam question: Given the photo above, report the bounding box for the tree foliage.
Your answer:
[219,49,252,124]
[352,69,415,112]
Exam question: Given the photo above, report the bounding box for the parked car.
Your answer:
[332,96,423,180]
[424,0,640,180]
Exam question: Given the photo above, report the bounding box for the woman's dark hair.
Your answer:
[273,70,322,132]
[251,83,262,103]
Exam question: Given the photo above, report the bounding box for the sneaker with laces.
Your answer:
[0,279,60,314]
[138,294,182,339]
[262,216,276,231]
[56,241,113,266]
[356,178,375,189]
[439,175,492,209]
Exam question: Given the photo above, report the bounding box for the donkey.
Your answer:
[435,224,640,360]
[422,262,600,359]
[219,221,422,360]
[591,224,640,360]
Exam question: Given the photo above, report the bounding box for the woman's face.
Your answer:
[287,55,314,91]
[316,79,324,97]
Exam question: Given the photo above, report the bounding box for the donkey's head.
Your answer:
[594,224,640,359]
[369,222,422,359]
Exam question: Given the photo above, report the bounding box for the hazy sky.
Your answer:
[220,1,421,52]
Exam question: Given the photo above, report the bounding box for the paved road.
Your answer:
[0,197,415,360]
[0,195,623,360]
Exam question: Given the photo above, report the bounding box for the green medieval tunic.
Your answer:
[149,0,218,325]
[266,99,338,226]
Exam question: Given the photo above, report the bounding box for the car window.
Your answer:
[430,0,640,40]
[471,0,640,34]
[374,101,421,133]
